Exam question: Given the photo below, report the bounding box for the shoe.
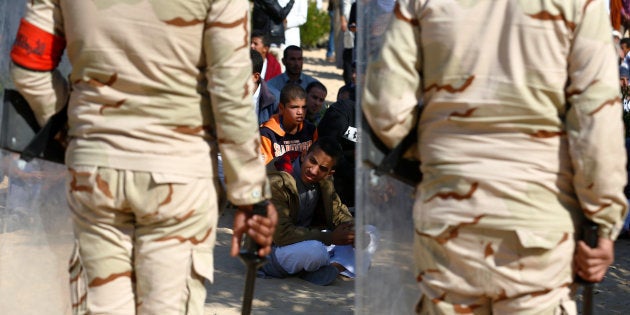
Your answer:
[326,56,335,63]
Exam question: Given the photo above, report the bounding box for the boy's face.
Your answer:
[306,87,326,115]
[251,37,268,57]
[279,97,306,128]
[300,147,336,185]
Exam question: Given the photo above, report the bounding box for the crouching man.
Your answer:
[259,137,355,285]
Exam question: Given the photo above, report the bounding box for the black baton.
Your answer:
[578,220,599,315]
[239,201,269,315]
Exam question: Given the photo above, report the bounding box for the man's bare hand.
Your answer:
[331,222,355,246]
[574,237,614,283]
[230,202,278,257]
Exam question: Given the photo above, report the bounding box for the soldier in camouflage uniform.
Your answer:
[10,1,277,314]
[363,0,628,314]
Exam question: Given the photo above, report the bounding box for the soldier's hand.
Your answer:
[230,202,278,257]
[574,237,614,283]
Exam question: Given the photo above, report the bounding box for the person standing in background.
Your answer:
[253,0,296,61]
[326,0,338,63]
[279,0,308,48]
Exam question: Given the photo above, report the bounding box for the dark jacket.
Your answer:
[257,79,278,125]
[252,0,296,46]
[259,114,317,164]
[317,99,356,206]
[267,151,354,246]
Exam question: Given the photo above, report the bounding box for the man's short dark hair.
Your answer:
[307,136,344,168]
[306,81,327,94]
[251,30,271,47]
[280,84,306,105]
[621,37,630,48]
[283,45,303,59]
[251,49,263,74]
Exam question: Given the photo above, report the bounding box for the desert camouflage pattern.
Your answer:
[414,226,576,314]
[363,0,628,313]
[363,0,627,239]
[67,166,216,314]
[10,0,269,314]
[11,0,269,205]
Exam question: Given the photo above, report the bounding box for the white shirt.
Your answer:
[261,58,268,80]
[252,83,261,115]
[279,0,308,47]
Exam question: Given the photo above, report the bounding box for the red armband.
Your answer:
[10,18,66,71]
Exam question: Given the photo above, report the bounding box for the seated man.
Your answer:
[267,45,320,92]
[305,81,328,126]
[260,84,317,164]
[259,137,355,285]
[250,49,279,125]
[317,99,356,208]
[251,30,282,82]
[337,62,356,102]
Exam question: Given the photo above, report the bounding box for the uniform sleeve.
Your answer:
[565,0,628,239]
[10,0,68,127]
[205,0,270,205]
[361,0,422,149]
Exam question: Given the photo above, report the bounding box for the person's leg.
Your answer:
[67,166,135,315]
[130,171,216,315]
[274,240,330,274]
[326,10,335,60]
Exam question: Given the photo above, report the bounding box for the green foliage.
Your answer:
[300,1,330,49]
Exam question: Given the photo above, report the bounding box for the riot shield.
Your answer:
[355,1,421,313]
[0,1,74,314]
[0,149,72,314]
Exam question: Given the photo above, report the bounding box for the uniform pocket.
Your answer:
[515,230,568,249]
[68,241,88,315]
[185,247,214,315]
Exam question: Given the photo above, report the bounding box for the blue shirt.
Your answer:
[267,72,320,92]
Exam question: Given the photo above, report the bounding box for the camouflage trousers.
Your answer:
[414,226,576,315]
[67,166,218,315]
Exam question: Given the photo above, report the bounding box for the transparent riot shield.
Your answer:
[355,1,421,314]
[0,1,74,314]
[0,150,72,314]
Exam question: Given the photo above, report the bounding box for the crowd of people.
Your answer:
[614,30,630,237]
[250,0,368,286]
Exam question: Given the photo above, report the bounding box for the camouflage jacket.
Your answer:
[363,0,628,239]
[10,0,270,205]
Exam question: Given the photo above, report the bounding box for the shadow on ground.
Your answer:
[302,56,343,82]
[203,211,354,315]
